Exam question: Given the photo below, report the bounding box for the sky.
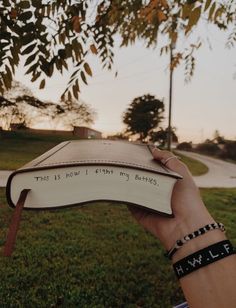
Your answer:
[15,23,236,143]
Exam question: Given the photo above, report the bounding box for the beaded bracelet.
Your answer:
[165,222,225,259]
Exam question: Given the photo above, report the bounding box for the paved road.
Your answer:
[0,152,236,188]
[176,151,236,188]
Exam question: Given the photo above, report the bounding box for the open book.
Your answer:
[6,140,181,216]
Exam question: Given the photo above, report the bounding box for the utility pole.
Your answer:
[167,43,174,151]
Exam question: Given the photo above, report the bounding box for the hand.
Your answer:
[128,149,215,250]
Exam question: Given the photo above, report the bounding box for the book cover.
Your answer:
[6,140,182,216]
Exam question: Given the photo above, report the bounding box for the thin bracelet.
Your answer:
[165,222,225,259]
[173,240,236,279]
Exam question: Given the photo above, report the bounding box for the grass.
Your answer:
[174,152,208,176]
[0,131,208,176]
[0,187,184,307]
[0,130,80,170]
[0,187,236,307]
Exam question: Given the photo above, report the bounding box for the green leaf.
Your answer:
[19,11,33,21]
[22,34,35,46]
[31,71,41,82]
[80,71,87,84]
[84,62,92,76]
[70,69,80,80]
[72,40,83,59]
[65,44,72,58]
[189,6,201,27]
[209,2,216,20]
[32,0,41,8]
[204,0,212,11]
[22,43,37,55]
[8,57,16,73]
[75,79,80,92]
[72,84,79,99]
[39,79,45,89]
[22,22,36,33]
[214,7,224,20]
[19,1,30,9]
[2,71,11,88]
[24,53,37,66]
[0,31,11,41]
[5,65,12,80]
[68,90,72,101]
[61,59,68,70]
[10,46,20,63]
[25,62,38,74]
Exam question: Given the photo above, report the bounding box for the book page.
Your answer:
[10,166,176,214]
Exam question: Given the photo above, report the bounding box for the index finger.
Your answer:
[151,148,190,178]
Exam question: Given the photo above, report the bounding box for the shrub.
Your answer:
[176,142,192,151]
[220,141,236,160]
[196,142,220,156]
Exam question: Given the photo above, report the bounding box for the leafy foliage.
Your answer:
[0,81,95,130]
[176,141,193,151]
[220,141,236,160]
[196,134,236,161]
[0,0,235,100]
[196,140,221,155]
[123,94,164,141]
[107,132,129,140]
[150,127,178,147]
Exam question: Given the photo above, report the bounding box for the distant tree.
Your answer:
[1,1,235,101]
[213,130,226,144]
[107,132,129,140]
[176,142,193,151]
[123,94,164,142]
[150,127,178,147]
[0,81,95,130]
[196,140,220,155]
[53,99,95,130]
[220,141,236,160]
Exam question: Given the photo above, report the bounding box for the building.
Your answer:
[9,124,102,139]
[73,126,102,139]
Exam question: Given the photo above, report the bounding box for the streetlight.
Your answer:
[167,41,175,151]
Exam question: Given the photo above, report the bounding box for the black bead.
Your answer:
[177,240,183,246]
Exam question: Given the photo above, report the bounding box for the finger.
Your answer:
[151,148,189,176]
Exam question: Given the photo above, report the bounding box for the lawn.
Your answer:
[0,187,236,307]
[0,130,228,307]
[0,130,80,170]
[0,131,208,176]
[174,152,209,176]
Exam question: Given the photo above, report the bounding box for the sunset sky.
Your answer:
[15,24,236,143]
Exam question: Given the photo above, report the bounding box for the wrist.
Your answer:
[162,208,214,251]
[171,228,227,263]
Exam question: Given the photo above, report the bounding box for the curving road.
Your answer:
[176,151,236,188]
[0,152,236,188]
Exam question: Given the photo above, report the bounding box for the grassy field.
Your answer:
[0,131,208,176]
[0,131,80,170]
[0,132,234,307]
[0,187,236,307]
